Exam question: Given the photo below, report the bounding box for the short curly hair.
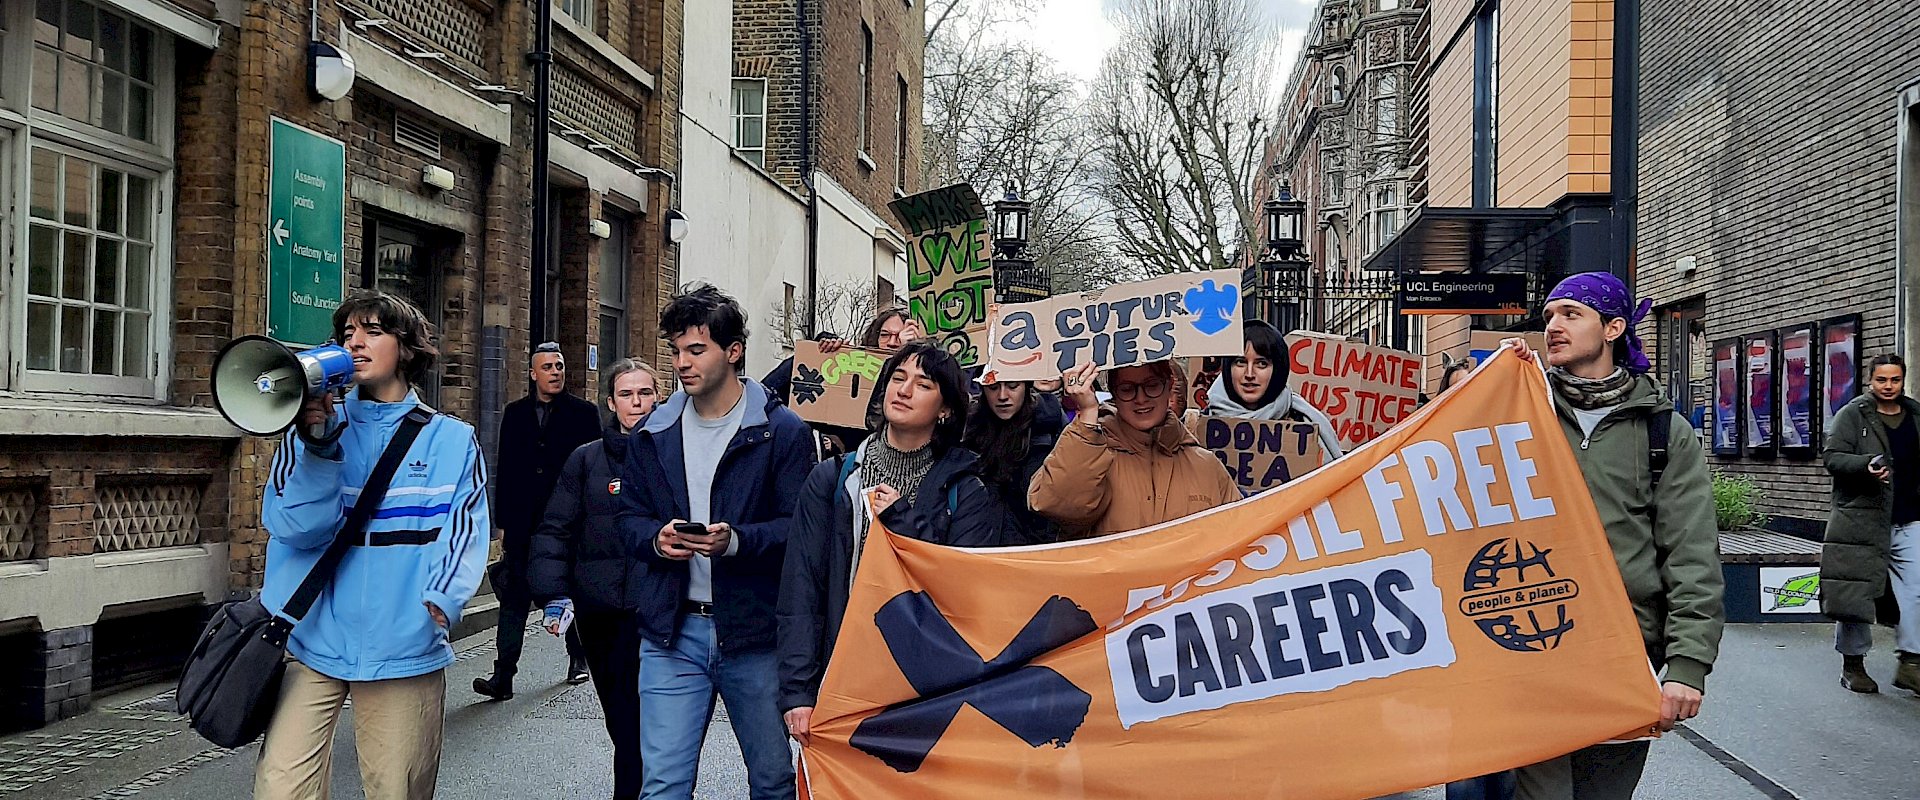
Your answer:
[331,291,439,387]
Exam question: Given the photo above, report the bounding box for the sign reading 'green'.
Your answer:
[266,117,347,347]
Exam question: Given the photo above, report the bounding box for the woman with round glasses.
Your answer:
[1029,360,1240,538]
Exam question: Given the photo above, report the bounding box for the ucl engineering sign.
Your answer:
[1396,273,1528,316]
[266,118,347,347]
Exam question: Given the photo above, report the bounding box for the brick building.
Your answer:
[682,0,922,375]
[1634,0,1920,530]
[1365,0,1633,395]
[0,0,682,731]
[1266,0,1421,348]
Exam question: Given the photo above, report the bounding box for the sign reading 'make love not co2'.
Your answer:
[983,270,1244,383]
[891,184,994,366]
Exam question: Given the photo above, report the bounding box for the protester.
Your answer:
[1822,354,1920,695]
[1437,354,1475,395]
[1205,320,1343,458]
[527,358,660,800]
[861,307,924,350]
[777,340,1010,744]
[761,330,841,403]
[619,284,816,800]
[1030,360,1241,537]
[475,342,601,699]
[1505,272,1724,800]
[963,376,1066,544]
[256,292,490,800]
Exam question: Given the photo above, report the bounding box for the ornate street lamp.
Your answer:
[992,185,1045,302]
[993,184,1031,259]
[1259,183,1310,331]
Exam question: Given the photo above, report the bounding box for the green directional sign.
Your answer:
[267,117,347,346]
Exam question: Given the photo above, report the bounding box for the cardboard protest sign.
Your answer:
[1287,333,1423,448]
[1468,330,1549,366]
[984,270,1245,383]
[892,184,994,366]
[1187,415,1325,493]
[797,353,1661,799]
[787,340,886,429]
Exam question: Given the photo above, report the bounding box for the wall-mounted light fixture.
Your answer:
[308,41,356,101]
[422,165,456,192]
[665,208,689,244]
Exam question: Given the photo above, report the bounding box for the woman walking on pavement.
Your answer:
[256,292,491,800]
[1029,359,1240,538]
[777,340,1010,745]
[527,358,661,800]
[963,376,1067,545]
[1204,320,1343,459]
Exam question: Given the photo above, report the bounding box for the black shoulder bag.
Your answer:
[175,407,433,748]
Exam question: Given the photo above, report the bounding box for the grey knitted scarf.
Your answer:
[859,427,936,499]
[1550,367,1636,410]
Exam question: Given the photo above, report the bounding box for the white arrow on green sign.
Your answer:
[267,117,346,346]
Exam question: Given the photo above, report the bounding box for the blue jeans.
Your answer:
[638,614,793,800]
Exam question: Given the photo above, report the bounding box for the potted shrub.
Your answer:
[1711,472,1770,532]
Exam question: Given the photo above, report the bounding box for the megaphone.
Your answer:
[212,335,356,435]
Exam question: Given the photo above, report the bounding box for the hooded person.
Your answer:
[964,376,1067,545]
[1029,359,1242,538]
[1502,272,1724,800]
[1204,320,1344,458]
[776,340,1010,745]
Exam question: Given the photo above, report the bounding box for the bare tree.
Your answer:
[1091,0,1275,276]
[922,0,1126,298]
[766,279,884,350]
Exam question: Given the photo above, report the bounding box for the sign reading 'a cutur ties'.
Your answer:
[984,271,1245,383]
[266,117,347,347]
[892,184,994,366]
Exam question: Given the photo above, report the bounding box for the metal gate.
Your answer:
[1250,265,1404,349]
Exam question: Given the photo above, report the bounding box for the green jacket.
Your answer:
[1551,373,1725,692]
[1820,394,1920,623]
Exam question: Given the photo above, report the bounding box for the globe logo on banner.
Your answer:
[1458,538,1580,652]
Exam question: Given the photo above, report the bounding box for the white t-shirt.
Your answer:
[1572,404,1619,440]
[681,395,746,603]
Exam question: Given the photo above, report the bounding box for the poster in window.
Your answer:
[1744,331,1776,457]
[1712,338,1742,457]
[1823,314,1862,426]
[1778,323,1819,459]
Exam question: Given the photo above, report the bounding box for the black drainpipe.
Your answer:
[800,0,820,336]
[1610,0,1641,288]
[529,0,554,349]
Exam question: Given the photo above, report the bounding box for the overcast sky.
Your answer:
[1003,0,1318,92]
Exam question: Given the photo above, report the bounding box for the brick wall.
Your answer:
[1636,0,1920,525]
[734,0,812,194]
[816,0,923,218]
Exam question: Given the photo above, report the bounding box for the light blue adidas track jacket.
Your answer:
[261,390,492,682]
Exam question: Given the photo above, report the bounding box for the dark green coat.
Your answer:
[1551,374,1724,692]
[1820,394,1920,623]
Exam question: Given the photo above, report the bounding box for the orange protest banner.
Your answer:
[798,352,1661,800]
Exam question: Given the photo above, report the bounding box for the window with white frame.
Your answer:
[11,0,173,397]
[1328,66,1346,105]
[1378,0,1401,11]
[1374,72,1400,137]
[731,78,766,167]
[556,0,594,31]
[1371,185,1401,251]
[598,211,629,366]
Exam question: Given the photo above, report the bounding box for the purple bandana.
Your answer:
[1546,272,1654,374]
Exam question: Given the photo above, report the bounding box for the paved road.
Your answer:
[3,622,1915,799]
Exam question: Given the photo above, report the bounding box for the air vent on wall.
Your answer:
[395,114,442,159]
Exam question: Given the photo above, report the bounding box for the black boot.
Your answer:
[473,673,514,701]
[1842,655,1879,694]
[1894,653,1920,694]
[566,657,591,685]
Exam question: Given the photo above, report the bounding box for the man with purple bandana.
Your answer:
[1503,272,1725,800]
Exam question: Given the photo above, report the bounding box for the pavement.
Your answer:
[2,621,1916,799]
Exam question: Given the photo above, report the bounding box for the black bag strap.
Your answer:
[1648,410,1671,494]
[283,406,434,622]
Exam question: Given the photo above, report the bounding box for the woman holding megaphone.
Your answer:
[254,291,491,800]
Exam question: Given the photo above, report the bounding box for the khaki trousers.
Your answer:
[254,659,446,800]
